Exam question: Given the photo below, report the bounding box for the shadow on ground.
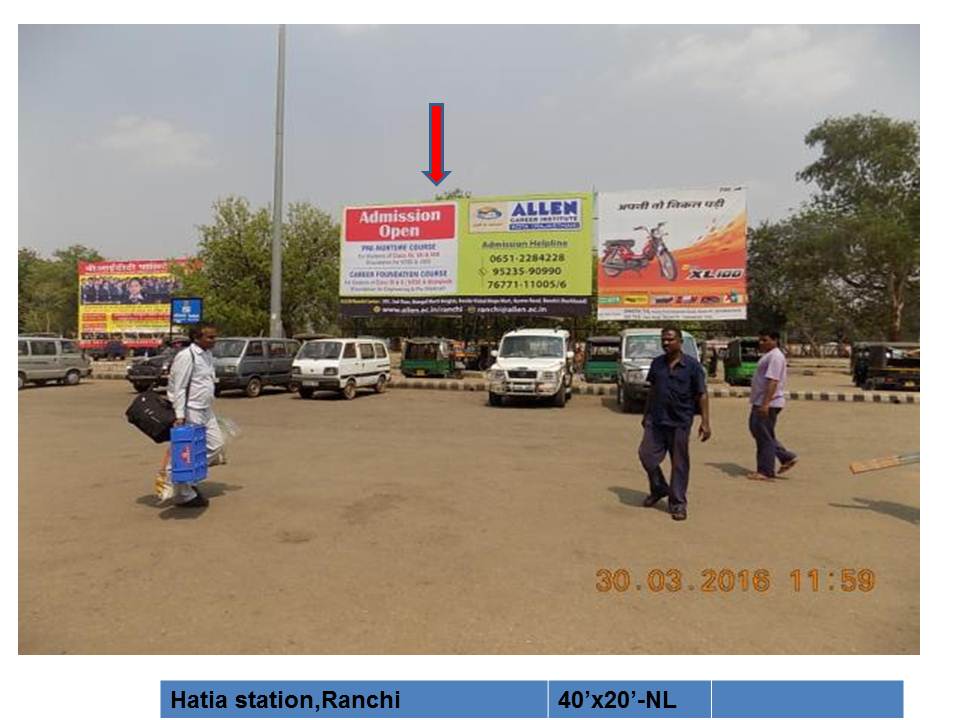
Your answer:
[608,485,671,515]
[829,497,920,525]
[705,461,752,478]
[134,481,245,520]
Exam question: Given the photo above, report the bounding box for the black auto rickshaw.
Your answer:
[855,342,920,391]
[583,336,620,383]
[850,342,870,387]
[401,337,464,378]
[724,337,762,386]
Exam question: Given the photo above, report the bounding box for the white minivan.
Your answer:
[292,337,391,400]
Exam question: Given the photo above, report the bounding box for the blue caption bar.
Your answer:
[161,682,544,718]
[549,682,710,718]
[161,681,904,719]
[712,681,904,718]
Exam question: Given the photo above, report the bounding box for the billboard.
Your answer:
[339,193,593,316]
[596,187,747,321]
[77,259,188,350]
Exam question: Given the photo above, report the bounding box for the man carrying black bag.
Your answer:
[165,322,225,508]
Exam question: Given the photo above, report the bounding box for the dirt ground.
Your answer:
[19,380,919,654]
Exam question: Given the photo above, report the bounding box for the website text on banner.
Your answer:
[338,193,593,317]
[596,187,747,321]
[77,259,189,351]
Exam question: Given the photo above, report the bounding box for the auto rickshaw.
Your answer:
[850,342,870,387]
[857,342,920,391]
[724,337,761,386]
[583,336,620,383]
[401,337,464,378]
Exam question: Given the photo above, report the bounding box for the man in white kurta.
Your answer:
[166,323,225,507]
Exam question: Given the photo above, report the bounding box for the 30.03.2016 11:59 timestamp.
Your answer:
[594,568,877,593]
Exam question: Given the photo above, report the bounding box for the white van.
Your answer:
[486,328,574,407]
[292,337,391,400]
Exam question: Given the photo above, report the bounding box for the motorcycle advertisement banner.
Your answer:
[596,187,748,320]
[339,193,593,316]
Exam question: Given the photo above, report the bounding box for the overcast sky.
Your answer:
[18,24,919,260]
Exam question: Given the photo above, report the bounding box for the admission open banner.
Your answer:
[339,193,593,317]
[596,187,748,320]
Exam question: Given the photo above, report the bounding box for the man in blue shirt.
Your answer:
[638,326,711,521]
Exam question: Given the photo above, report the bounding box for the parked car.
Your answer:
[292,337,391,400]
[616,328,700,412]
[124,338,192,392]
[486,328,574,407]
[18,336,92,389]
[213,337,301,397]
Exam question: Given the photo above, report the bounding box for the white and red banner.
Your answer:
[340,202,458,296]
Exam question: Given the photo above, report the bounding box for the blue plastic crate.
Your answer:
[170,423,208,484]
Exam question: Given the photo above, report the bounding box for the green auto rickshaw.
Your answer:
[584,336,620,383]
[724,337,761,386]
[401,337,464,379]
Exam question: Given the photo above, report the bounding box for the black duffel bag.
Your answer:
[125,350,194,443]
[125,391,176,443]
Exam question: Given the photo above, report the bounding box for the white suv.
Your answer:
[486,329,573,407]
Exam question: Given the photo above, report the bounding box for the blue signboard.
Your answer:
[170,297,203,325]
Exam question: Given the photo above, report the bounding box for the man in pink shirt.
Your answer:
[747,330,798,481]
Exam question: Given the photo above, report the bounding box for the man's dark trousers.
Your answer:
[748,406,796,477]
[639,421,691,511]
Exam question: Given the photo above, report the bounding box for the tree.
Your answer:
[18,244,103,335]
[797,113,920,340]
[281,202,341,335]
[746,218,849,351]
[434,187,471,201]
[172,197,342,336]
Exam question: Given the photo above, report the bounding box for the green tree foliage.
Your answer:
[171,197,341,337]
[18,245,103,335]
[434,187,471,200]
[282,202,341,335]
[746,217,849,348]
[796,113,920,340]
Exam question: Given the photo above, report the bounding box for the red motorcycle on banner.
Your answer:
[600,222,678,280]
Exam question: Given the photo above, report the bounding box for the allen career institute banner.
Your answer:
[339,193,593,317]
[596,186,748,321]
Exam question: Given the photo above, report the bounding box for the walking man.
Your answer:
[166,321,225,507]
[747,330,798,481]
[639,326,711,521]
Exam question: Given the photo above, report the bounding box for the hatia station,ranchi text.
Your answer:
[169,688,402,710]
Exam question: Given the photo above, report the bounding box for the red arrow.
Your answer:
[421,102,451,186]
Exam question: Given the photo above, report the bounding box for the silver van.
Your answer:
[616,328,701,411]
[212,337,301,397]
[18,336,92,389]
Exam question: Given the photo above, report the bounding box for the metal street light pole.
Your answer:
[269,25,286,338]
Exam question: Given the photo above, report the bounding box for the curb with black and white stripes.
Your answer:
[92,373,918,404]
[385,379,919,405]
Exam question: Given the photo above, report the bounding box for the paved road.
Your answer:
[19,380,919,654]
